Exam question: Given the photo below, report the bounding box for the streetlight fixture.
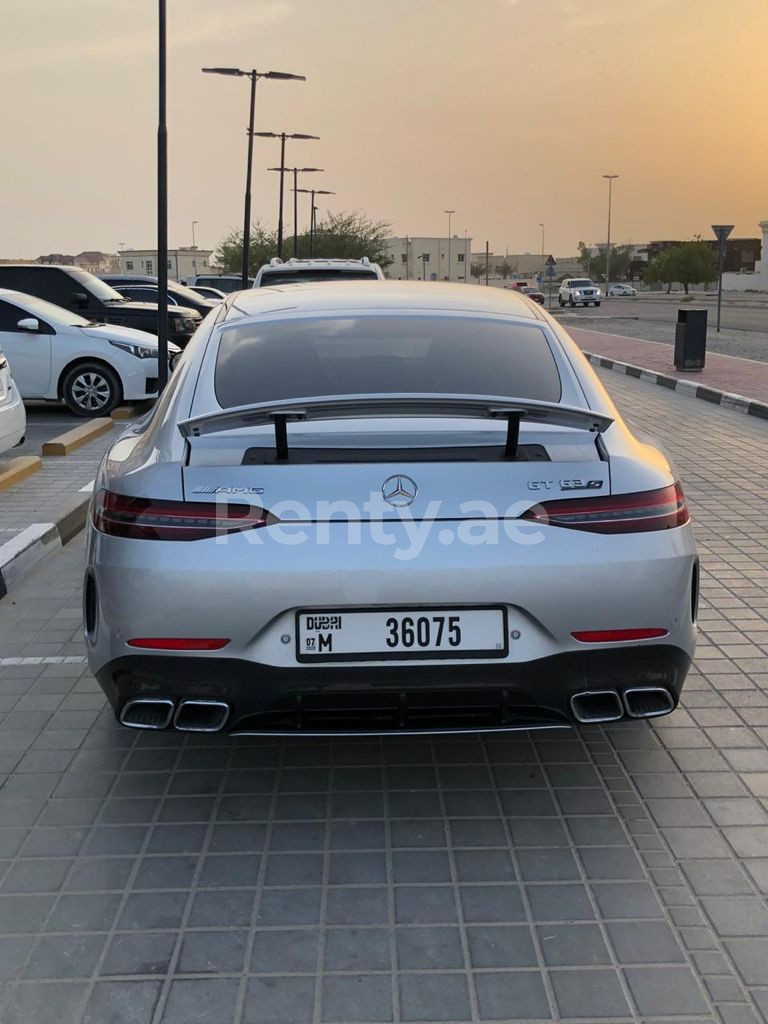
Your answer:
[296,187,335,255]
[191,220,198,247]
[444,210,455,282]
[711,224,734,333]
[269,168,323,257]
[253,132,319,257]
[201,66,305,286]
[602,175,619,297]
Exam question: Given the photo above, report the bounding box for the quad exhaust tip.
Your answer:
[624,687,675,719]
[570,690,624,724]
[120,698,174,730]
[174,699,230,733]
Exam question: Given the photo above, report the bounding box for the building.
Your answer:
[118,247,214,282]
[471,251,583,282]
[35,253,75,265]
[647,237,761,274]
[722,220,768,291]
[383,236,472,282]
[73,251,120,275]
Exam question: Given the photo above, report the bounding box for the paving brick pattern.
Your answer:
[0,371,766,1023]
[571,327,768,405]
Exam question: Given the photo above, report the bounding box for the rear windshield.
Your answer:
[260,270,378,286]
[214,316,561,408]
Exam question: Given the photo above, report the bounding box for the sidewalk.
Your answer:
[570,327,768,410]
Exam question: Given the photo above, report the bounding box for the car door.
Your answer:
[0,299,53,397]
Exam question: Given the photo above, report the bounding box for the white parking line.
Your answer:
[0,655,87,666]
[79,480,95,493]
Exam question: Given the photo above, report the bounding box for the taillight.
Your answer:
[520,482,688,534]
[127,637,230,650]
[572,628,668,643]
[92,489,273,541]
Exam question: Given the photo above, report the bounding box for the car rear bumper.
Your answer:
[0,385,26,454]
[95,644,692,735]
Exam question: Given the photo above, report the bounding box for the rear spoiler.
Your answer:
[178,393,613,461]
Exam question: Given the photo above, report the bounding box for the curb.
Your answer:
[0,496,90,600]
[582,351,768,421]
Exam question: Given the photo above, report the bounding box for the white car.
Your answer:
[0,347,25,455]
[0,290,180,417]
[608,284,637,297]
[253,257,385,287]
[558,278,602,307]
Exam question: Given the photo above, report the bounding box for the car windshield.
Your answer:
[215,315,561,408]
[8,292,90,328]
[570,279,595,288]
[171,282,213,304]
[261,269,379,286]
[70,269,125,302]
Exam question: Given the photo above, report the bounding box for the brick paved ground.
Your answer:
[570,327,768,405]
[0,370,766,1023]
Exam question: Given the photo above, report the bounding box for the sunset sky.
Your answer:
[2,0,767,259]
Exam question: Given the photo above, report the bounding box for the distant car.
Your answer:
[521,286,545,305]
[558,278,602,307]
[186,275,254,294]
[253,257,385,287]
[0,265,201,347]
[100,275,219,319]
[0,289,179,416]
[189,286,227,302]
[608,284,637,297]
[0,345,25,455]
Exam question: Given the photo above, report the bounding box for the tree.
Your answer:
[495,260,513,280]
[470,262,486,283]
[213,210,393,275]
[578,241,634,283]
[644,241,717,294]
[644,250,674,293]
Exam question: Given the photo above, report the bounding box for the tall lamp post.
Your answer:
[157,0,168,392]
[201,66,305,286]
[602,174,618,297]
[711,224,734,333]
[253,133,319,257]
[269,167,323,258]
[444,210,455,282]
[296,187,335,255]
[539,223,545,275]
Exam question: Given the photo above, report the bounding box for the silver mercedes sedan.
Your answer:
[84,282,697,736]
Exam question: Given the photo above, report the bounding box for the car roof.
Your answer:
[223,280,541,323]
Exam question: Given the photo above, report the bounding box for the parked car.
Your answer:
[100,275,219,319]
[185,275,254,294]
[85,281,697,736]
[608,283,638,297]
[189,285,227,302]
[558,278,602,307]
[0,346,25,455]
[0,289,179,416]
[0,266,201,347]
[521,286,545,305]
[253,257,384,287]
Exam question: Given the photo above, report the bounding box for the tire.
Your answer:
[558,296,565,307]
[569,296,575,307]
[595,301,601,307]
[62,362,121,417]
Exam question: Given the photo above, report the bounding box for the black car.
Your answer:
[100,275,219,319]
[0,266,201,346]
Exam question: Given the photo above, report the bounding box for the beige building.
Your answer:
[118,247,214,282]
[384,236,473,282]
[73,251,120,275]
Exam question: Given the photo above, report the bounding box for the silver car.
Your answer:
[84,282,697,736]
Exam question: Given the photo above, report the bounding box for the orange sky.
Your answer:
[2,0,767,257]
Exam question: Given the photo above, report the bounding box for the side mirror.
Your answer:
[17,318,40,332]
[71,291,89,308]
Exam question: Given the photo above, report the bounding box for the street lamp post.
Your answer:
[191,220,197,248]
[157,0,169,392]
[271,169,324,256]
[253,133,319,257]
[420,253,429,281]
[296,187,335,255]
[539,223,545,275]
[602,174,618,297]
[463,229,468,282]
[444,210,455,282]
[711,224,734,333]
[201,67,305,286]
[191,220,198,277]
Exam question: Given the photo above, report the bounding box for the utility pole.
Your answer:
[602,174,618,297]
[485,241,490,285]
[157,0,168,392]
[712,224,734,333]
[445,210,455,282]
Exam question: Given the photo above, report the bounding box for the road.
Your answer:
[564,296,768,335]
[0,370,766,1023]
[13,402,82,457]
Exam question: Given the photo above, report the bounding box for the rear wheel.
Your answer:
[569,296,575,307]
[558,296,565,307]
[595,301,601,307]
[62,362,121,417]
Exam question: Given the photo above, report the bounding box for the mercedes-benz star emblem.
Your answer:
[382,474,419,508]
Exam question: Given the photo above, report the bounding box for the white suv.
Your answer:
[558,278,602,308]
[253,257,384,287]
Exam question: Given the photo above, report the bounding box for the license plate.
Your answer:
[296,608,508,662]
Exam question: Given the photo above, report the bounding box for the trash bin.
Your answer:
[674,308,707,371]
